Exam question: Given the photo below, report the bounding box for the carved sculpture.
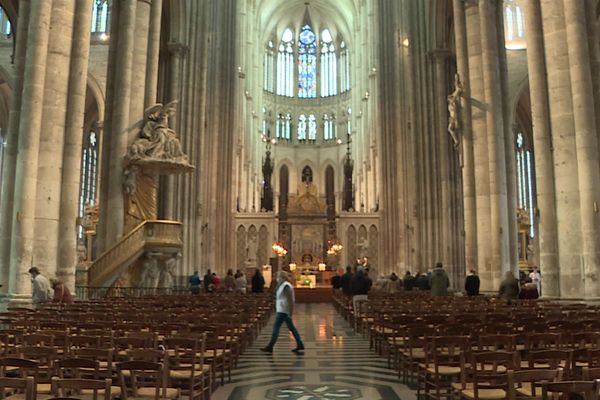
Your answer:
[125,101,194,173]
[159,252,181,290]
[447,73,464,148]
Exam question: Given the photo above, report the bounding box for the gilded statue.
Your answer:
[447,73,463,148]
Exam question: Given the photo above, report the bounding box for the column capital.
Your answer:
[138,0,153,5]
[464,0,479,9]
[430,48,452,60]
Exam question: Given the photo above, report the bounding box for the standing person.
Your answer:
[529,267,541,296]
[385,273,401,294]
[403,271,415,291]
[464,269,480,297]
[416,272,430,290]
[430,262,450,296]
[224,269,236,292]
[362,256,371,272]
[498,271,520,304]
[331,268,342,290]
[50,278,74,304]
[235,271,247,294]
[354,258,362,272]
[340,266,353,295]
[189,271,201,295]
[28,267,53,305]
[349,268,372,315]
[212,272,220,290]
[251,268,265,293]
[203,269,214,293]
[260,271,304,354]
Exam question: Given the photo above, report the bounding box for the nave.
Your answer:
[213,303,415,400]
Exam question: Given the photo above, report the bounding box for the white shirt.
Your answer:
[276,281,294,314]
[32,274,53,304]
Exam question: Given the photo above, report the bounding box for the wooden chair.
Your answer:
[506,368,562,399]
[418,335,469,400]
[523,350,571,377]
[50,377,112,400]
[541,381,599,400]
[117,360,179,400]
[454,351,519,400]
[0,376,35,400]
[164,336,210,400]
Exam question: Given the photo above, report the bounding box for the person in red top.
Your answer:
[50,278,74,304]
[212,272,220,290]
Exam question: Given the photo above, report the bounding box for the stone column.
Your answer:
[34,0,75,277]
[163,42,187,220]
[432,49,452,272]
[466,4,493,290]
[522,0,559,297]
[562,0,600,298]
[57,0,93,291]
[106,0,136,245]
[144,0,163,108]
[9,0,54,299]
[540,0,581,297]
[0,0,30,295]
[128,0,150,129]
[479,0,511,287]
[452,0,477,274]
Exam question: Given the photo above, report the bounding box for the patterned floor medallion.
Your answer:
[266,384,361,400]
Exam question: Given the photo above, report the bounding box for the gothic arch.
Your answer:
[346,224,357,262]
[236,225,247,269]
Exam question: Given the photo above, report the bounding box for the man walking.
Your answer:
[29,267,53,305]
[261,271,304,354]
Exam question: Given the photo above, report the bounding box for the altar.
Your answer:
[290,269,335,288]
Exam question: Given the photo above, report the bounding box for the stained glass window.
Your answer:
[308,114,317,141]
[264,42,275,92]
[516,132,536,238]
[504,0,525,49]
[0,128,5,203]
[0,7,11,38]
[262,107,268,138]
[339,41,350,93]
[277,28,294,97]
[91,0,110,34]
[298,114,307,141]
[78,128,100,239]
[284,113,292,140]
[298,24,317,98]
[320,29,337,97]
[324,114,336,141]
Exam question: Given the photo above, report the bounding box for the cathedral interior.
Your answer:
[0,0,599,299]
[1,0,600,399]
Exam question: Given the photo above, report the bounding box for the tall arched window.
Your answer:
[346,107,352,135]
[78,128,100,238]
[298,114,307,141]
[298,24,317,99]
[276,113,289,140]
[325,165,335,218]
[0,7,11,39]
[504,0,526,49]
[284,113,292,141]
[0,128,5,202]
[264,41,275,92]
[320,29,337,97]
[323,113,336,141]
[339,41,350,93]
[277,28,294,97]
[91,0,110,34]
[308,114,317,141]
[516,132,535,238]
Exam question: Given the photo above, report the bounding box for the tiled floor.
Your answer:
[213,303,416,400]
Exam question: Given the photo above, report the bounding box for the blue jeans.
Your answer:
[266,312,304,349]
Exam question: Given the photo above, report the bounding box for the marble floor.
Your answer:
[213,303,416,400]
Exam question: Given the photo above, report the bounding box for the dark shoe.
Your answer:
[291,346,305,353]
[260,347,273,353]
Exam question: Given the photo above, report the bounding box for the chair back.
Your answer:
[0,376,35,400]
[541,380,599,400]
[50,377,111,400]
[117,360,165,400]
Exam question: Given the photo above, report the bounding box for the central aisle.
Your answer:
[213,303,416,400]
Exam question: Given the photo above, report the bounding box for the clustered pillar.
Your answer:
[0,0,93,303]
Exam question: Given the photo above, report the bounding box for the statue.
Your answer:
[159,252,181,291]
[125,101,193,171]
[139,255,160,290]
[447,73,464,148]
